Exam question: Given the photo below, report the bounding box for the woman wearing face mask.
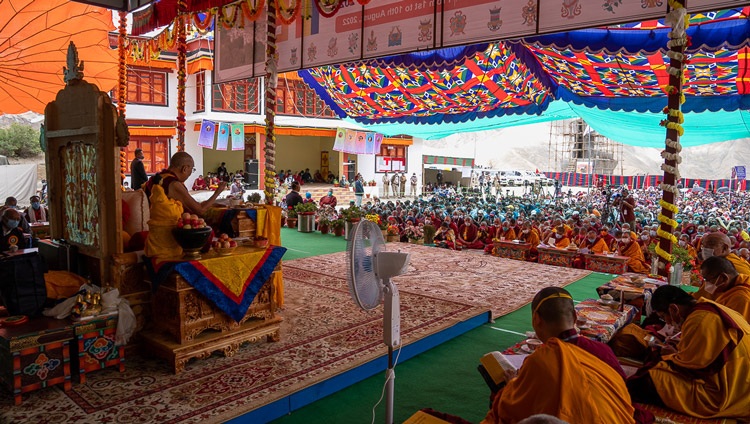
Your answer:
[615,230,650,274]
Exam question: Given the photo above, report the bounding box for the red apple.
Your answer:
[229,241,237,248]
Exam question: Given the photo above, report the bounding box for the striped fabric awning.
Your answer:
[423,156,475,167]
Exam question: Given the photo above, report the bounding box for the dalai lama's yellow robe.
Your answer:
[619,241,649,274]
[648,300,750,419]
[482,338,635,424]
[693,253,750,300]
[715,274,750,322]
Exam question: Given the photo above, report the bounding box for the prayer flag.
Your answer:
[333,128,346,152]
[198,120,216,149]
[364,132,375,154]
[373,133,383,152]
[217,122,230,151]
[231,123,245,151]
[355,131,367,154]
[344,129,356,153]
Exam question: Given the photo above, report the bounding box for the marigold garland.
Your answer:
[655,0,688,271]
[176,1,188,151]
[264,0,278,203]
[117,11,128,118]
[278,0,301,25]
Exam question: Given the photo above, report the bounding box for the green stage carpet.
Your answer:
[278,226,347,260]
[266,273,615,424]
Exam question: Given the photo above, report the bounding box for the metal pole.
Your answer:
[385,346,395,424]
[587,125,592,196]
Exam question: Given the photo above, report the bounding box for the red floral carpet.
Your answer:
[286,243,592,318]
[0,263,486,424]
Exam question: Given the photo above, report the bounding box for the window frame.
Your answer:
[126,68,169,106]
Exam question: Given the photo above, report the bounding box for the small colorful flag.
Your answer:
[231,123,245,151]
[373,133,384,152]
[364,132,375,154]
[355,131,367,154]
[216,123,230,151]
[343,129,357,153]
[333,128,346,152]
[198,120,216,148]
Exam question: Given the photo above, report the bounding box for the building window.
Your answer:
[375,144,408,173]
[195,71,205,112]
[212,78,260,113]
[127,69,167,106]
[126,138,169,174]
[276,78,337,118]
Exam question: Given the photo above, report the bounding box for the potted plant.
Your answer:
[403,223,425,244]
[670,244,693,286]
[247,192,262,204]
[316,205,336,235]
[295,202,317,233]
[341,205,364,240]
[366,214,386,238]
[286,208,298,228]
[386,224,400,242]
[331,218,345,237]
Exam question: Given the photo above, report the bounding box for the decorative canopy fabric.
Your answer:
[0,0,118,114]
[300,8,750,145]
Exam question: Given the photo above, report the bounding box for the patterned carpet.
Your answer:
[0,257,486,424]
[286,243,592,318]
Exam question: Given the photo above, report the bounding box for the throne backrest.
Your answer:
[122,190,150,235]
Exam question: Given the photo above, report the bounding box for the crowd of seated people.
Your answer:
[277,168,342,187]
[0,196,47,251]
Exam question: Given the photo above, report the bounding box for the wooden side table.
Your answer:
[493,240,531,261]
[71,315,125,384]
[584,253,629,274]
[0,317,74,405]
[538,247,578,268]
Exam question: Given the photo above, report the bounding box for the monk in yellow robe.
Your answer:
[700,256,750,321]
[517,222,540,262]
[693,232,750,299]
[483,288,637,424]
[616,230,649,274]
[628,285,750,420]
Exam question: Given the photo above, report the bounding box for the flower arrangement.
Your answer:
[387,224,400,236]
[365,214,382,228]
[403,223,424,241]
[295,202,317,214]
[317,205,337,226]
[285,207,298,219]
[331,218,345,230]
[340,205,364,221]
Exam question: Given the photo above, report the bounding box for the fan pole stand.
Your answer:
[386,346,395,424]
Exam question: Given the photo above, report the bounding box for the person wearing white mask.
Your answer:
[694,232,750,300]
[699,256,750,321]
[615,230,650,274]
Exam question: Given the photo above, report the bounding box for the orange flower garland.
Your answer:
[176,0,187,151]
[277,0,301,25]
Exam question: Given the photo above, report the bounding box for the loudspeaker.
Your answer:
[245,159,259,190]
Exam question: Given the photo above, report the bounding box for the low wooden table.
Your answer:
[71,314,125,384]
[537,246,578,268]
[584,253,629,274]
[0,317,74,405]
[493,240,531,261]
[142,250,282,373]
[29,222,50,239]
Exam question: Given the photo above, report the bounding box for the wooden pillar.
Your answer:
[656,0,688,276]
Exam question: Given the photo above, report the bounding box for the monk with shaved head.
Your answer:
[482,287,643,424]
[694,231,750,299]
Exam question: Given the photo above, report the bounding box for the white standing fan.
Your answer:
[347,220,410,424]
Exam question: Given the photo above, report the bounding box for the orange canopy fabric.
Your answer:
[0,0,118,114]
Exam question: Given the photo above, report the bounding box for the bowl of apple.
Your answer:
[212,233,238,256]
[173,213,212,259]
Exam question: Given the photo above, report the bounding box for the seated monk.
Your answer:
[457,217,484,249]
[517,222,540,262]
[192,175,207,191]
[319,189,337,208]
[433,222,456,250]
[143,153,227,259]
[482,287,641,424]
[478,221,493,250]
[573,228,610,268]
[549,226,570,249]
[627,285,750,420]
[615,230,649,274]
[700,256,750,320]
[692,232,750,299]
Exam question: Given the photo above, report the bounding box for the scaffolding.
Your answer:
[548,119,623,175]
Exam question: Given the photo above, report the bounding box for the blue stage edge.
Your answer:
[226,310,492,424]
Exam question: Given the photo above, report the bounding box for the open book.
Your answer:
[478,352,528,393]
